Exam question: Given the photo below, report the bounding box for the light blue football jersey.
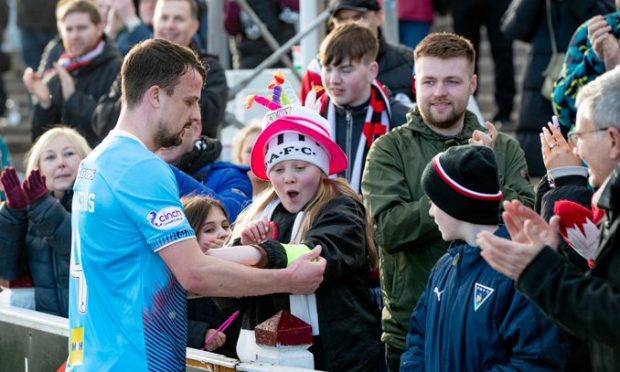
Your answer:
[67,131,195,371]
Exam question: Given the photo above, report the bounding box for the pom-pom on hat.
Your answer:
[421,145,503,225]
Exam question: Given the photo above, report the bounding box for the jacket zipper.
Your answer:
[443,251,460,370]
[345,109,352,182]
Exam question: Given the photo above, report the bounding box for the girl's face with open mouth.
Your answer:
[269,160,323,214]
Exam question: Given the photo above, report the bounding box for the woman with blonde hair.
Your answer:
[0,126,91,316]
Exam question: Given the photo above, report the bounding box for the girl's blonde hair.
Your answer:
[25,126,92,175]
[231,120,262,165]
[231,177,378,270]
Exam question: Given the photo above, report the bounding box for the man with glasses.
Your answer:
[478,66,620,372]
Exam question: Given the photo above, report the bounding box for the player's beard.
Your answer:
[155,120,187,148]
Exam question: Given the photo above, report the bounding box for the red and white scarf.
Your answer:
[319,80,393,192]
[57,38,105,73]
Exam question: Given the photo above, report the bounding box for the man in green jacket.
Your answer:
[361,32,534,372]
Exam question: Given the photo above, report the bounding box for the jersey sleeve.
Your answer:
[114,158,195,252]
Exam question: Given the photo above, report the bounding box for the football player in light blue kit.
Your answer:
[67,39,326,371]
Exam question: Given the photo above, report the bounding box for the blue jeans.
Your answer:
[399,21,431,49]
[19,27,56,70]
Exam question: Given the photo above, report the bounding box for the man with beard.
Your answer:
[361,32,534,372]
[92,0,228,140]
[67,39,326,371]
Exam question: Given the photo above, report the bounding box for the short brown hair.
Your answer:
[121,38,207,109]
[56,0,102,24]
[320,23,378,66]
[414,32,475,71]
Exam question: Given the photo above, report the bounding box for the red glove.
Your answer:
[23,169,49,204]
[0,167,28,209]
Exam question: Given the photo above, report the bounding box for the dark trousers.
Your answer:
[452,0,516,121]
[386,344,405,372]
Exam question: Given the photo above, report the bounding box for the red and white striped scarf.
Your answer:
[57,38,105,73]
[319,80,392,192]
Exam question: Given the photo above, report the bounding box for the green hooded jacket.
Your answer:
[361,108,534,350]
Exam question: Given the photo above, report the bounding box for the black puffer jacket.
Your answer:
[0,192,73,317]
[222,196,381,371]
[31,35,123,147]
[518,164,620,372]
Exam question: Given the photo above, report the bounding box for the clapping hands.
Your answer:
[477,200,561,280]
[469,121,497,148]
[540,116,581,171]
[1,167,28,209]
[588,15,620,70]
[0,167,49,209]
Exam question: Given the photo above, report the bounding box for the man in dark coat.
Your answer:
[300,0,414,104]
[478,67,620,372]
[23,0,122,147]
[92,0,228,140]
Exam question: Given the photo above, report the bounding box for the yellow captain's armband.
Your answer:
[281,243,312,267]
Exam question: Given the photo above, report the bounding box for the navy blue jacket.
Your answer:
[0,192,72,317]
[171,162,251,222]
[401,227,570,371]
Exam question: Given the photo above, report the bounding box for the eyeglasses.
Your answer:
[568,127,609,144]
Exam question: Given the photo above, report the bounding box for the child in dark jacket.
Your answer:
[400,145,570,371]
[206,99,381,371]
[182,195,240,358]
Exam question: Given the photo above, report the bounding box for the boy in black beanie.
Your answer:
[400,145,569,371]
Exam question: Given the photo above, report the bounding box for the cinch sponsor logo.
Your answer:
[147,207,185,229]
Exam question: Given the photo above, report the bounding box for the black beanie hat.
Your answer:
[421,145,503,225]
